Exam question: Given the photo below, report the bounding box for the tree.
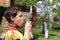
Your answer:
[36,0,60,38]
[14,0,38,7]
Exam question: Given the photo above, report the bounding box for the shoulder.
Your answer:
[5,30,12,36]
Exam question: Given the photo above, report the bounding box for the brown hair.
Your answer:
[4,6,22,23]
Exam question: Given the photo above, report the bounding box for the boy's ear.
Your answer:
[10,16,15,21]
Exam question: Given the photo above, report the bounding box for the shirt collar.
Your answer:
[8,25,17,30]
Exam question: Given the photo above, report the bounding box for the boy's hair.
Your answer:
[4,6,22,23]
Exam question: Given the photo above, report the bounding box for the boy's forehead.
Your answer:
[17,11,23,15]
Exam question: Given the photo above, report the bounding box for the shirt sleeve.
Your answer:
[5,31,12,40]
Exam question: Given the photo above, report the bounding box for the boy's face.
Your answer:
[11,11,24,26]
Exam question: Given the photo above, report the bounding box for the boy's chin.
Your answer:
[17,24,21,27]
[19,22,25,27]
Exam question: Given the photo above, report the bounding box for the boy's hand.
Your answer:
[24,21,32,32]
[24,21,32,40]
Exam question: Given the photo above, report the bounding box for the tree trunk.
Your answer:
[32,6,37,28]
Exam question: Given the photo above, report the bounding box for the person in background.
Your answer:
[4,6,32,40]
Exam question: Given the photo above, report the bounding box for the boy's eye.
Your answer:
[20,15,22,17]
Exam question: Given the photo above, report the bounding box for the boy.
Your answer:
[4,6,32,40]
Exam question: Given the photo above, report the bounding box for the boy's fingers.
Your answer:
[26,21,31,25]
[29,21,31,24]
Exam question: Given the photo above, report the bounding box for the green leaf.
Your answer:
[14,0,38,7]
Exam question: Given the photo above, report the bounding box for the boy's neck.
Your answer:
[9,23,18,29]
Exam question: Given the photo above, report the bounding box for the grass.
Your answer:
[38,30,60,40]
[32,28,60,40]
[35,18,60,40]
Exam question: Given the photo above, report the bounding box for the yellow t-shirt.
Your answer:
[5,30,26,40]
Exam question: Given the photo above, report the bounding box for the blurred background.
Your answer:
[0,0,60,40]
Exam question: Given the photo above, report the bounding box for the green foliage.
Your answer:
[0,27,5,34]
[52,0,56,5]
[44,0,50,6]
[56,7,60,19]
[32,28,60,40]
[32,29,40,40]
[18,26,24,35]
[58,0,60,2]
[52,21,60,28]
[14,0,38,7]
[36,17,60,40]
[52,7,60,21]
[37,18,43,26]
